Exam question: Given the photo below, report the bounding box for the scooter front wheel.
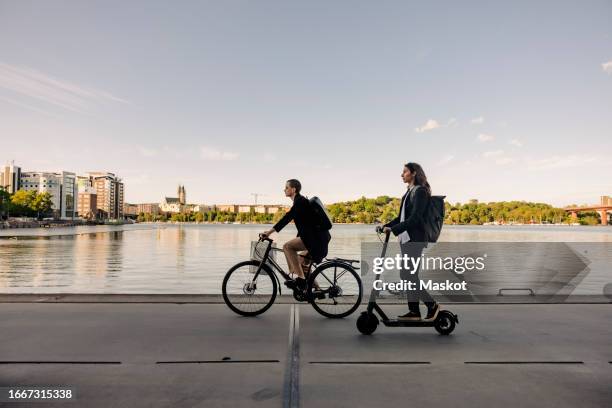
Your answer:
[434,310,456,335]
[356,312,379,335]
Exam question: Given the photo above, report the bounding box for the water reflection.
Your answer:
[0,224,610,294]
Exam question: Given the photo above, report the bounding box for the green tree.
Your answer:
[272,209,286,223]
[380,205,398,224]
[577,211,600,226]
[11,190,36,216]
[31,192,53,219]
[10,190,36,217]
[0,186,10,219]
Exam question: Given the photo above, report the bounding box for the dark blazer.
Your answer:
[384,185,429,242]
[273,194,331,263]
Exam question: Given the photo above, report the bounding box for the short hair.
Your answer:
[286,179,301,194]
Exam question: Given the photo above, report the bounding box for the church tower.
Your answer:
[178,185,186,205]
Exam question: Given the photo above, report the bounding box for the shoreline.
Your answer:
[0,222,609,238]
[0,219,131,230]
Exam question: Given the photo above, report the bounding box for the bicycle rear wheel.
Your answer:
[222,261,277,316]
[307,262,362,318]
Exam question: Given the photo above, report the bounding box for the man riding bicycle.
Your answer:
[261,179,331,292]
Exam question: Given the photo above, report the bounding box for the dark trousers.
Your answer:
[400,241,435,314]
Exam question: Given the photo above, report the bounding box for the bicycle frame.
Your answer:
[252,237,358,296]
[252,238,292,294]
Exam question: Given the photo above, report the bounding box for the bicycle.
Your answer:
[222,234,362,318]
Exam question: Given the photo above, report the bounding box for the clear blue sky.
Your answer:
[1,0,611,206]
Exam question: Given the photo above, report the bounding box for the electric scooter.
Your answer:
[356,226,459,335]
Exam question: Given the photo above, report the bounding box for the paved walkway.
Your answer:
[1,301,611,407]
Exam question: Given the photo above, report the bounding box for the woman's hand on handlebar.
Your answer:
[376,225,392,235]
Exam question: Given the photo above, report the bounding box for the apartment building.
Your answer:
[88,172,124,220]
[19,171,76,219]
[1,162,21,194]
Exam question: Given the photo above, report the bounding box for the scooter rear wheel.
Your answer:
[434,310,456,335]
[356,312,379,335]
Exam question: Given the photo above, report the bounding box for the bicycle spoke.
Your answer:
[223,262,276,316]
[335,270,348,281]
[309,263,362,318]
[319,272,335,286]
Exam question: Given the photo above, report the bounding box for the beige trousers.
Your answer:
[282,237,310,278]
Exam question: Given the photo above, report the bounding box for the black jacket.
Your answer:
[273,194,331,263]
[384,186,429,242]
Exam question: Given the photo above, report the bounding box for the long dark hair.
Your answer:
[405,162,431,195]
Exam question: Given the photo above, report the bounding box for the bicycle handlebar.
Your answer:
[375,225,390,235]
[258,233,273,242]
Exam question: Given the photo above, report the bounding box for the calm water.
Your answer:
[1,224,611,294]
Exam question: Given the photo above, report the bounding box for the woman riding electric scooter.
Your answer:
[382,162,440,321]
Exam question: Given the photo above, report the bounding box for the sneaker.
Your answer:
[312,289,326,300]
[424,304,440,321]
[397,311,422,321]
[284,280,297,290]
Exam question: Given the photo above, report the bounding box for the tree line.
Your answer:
[328,196,598,225]
[444,200,598,225]
[4,185,599,226]
[0,189,54,220]
[140,196,602,226]
[137,209,288,224]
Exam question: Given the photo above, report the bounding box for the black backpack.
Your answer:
[308,196,333,230]
[411,186,445,242]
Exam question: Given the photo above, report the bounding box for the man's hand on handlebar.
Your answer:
[260,229,275,240]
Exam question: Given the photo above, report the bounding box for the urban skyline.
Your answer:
[3,159,610,211]
[1,160,293,221]
[1,161,124,220]
[2,158,610,227]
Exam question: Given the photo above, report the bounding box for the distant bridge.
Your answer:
[564,197,611,225]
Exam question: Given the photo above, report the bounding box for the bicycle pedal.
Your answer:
[313,291,326,300]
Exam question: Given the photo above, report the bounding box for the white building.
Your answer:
[1,162,21,194]
[160,185,187,213]
[19,171,76,219]
[160,197,182,213]
[192,204,212,213]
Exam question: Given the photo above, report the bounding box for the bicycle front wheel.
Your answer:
[308,262,362,318]
[222,261,277,316]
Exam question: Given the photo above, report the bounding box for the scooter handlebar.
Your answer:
[375,225,390,236]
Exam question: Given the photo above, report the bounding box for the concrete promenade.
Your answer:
[0,297,611,407]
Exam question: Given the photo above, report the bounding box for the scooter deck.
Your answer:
[383,319,437,327]
[368,302,459,326]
